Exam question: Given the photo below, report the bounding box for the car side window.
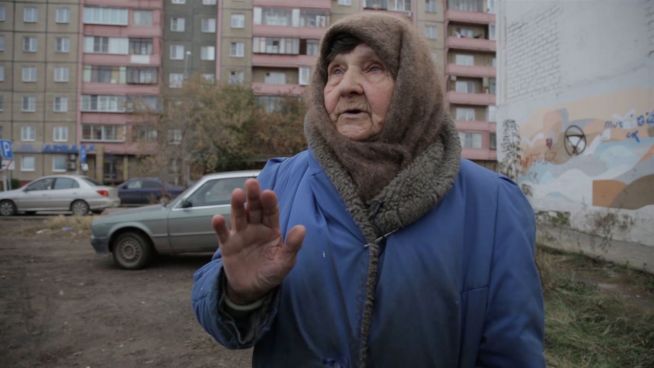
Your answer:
[53,178,79,190]
[126,180,142,189]
[26,178,55,191]
[187,177,248,207]
[143,180,162,189]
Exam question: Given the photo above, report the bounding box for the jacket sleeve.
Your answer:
[190,159,285,349]
[476,177,545,367]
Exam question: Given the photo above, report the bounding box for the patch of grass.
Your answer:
[14,215,94,239]
[538,246,654,367]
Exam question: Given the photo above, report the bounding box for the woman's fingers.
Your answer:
[284,225,306,257]
[245,179,263,223]
[212,214,229,246]
[260,189,280,230]
[230,187,247,231]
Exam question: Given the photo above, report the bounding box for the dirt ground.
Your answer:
[0,217,252,368]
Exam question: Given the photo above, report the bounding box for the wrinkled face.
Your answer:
[323,44,395,141]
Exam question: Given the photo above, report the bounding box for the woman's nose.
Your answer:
[339,69,364,96]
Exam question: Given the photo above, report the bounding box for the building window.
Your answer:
[487,0,496,14]
[0,36,5,51]
[133,10,153,26]
[170,17,185,32]
[489,132,496,150]
[84,37,128,54]
[22,67,37,82]
[426,0,438,12]
[253,37,299,55]
[0,65,4,81]
[455,80,478,93]
[168,129,182,145]
[21,126,36,141]
[135,125,158,142]
[449,0,483,12]
[424,24,438,40]
[264,72,286,85]
[169,73,184,88]
[230,14,245,28]
[0,5,6,21]
[169,45,185,60]
[299,9,329,28]
[23,37,38,52]
[129,38,153,55]
[54,67,70,82]
[53,126,68,142]
[83,66,126,84]
[257,96,284,113]
[23,6,39,23]
[201,46,215,61]
[171,0,186,4]
[82,124,125,142]
[127,67,157,84]
[56,37,71,53]
[487,105,496,122]
[488,77,496,94]
[53,97,69,112]
[459,132,483,149]
[22,96,37,112]
[299,67,311,86]
[203,0,216,4]
[202,74,215,83]
[83,7,128,26]
[455,107,475,121]
[55,7,70,24]
[338,0,352,5]
[306,40,319,56]
[230,42,245,57]
[454,53,474,66]
[489,24,496,40]
[81,95,127,113]
[387,0,411,11]
[202,18,217,32]
[229,71,244,85]
[21,157,36,172]
[254,7,291,26]
[52,156,67,172]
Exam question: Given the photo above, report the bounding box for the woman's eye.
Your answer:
[329,66,345,75]
[367,64,384,73]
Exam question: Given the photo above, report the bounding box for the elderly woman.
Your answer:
[192,13,544,367]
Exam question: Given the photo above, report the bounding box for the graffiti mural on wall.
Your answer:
[516,97,654,210]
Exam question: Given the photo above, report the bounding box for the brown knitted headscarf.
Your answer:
[305,13,458,202]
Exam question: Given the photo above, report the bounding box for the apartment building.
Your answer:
[163,0,218,93]
[0,0,80,181]
[445,0,497,167]
[80,0,163,183]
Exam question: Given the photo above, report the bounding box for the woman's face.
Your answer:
[323,44,395,141]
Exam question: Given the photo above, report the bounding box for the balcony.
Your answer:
[455,120,496,132]
[252,54,317,68]
[447,91,495,105]
[83,0,163,9]
[82,83,159,96]
[446,64,495,78]
[253,24,324,39]
[446,36,496,52]
[83,54,160,67]
[251,82,305,96]
[446,9,495,25]
[253,0,331,8]
[84,24,162,38]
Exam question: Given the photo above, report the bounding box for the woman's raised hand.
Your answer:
[212,179,305,305]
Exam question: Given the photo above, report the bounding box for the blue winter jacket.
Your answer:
[192,150,545,367]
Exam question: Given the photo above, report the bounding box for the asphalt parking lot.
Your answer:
[0,215,251,368]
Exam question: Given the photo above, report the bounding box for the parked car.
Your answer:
[117,177,184,205]
[0,175,120,216]
[90,170,259,269]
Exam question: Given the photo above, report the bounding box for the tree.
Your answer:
[133,75,307,185]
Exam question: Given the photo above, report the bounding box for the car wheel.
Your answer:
[70,200,90,216]
[112,232,153,270]
[0,200,17,216]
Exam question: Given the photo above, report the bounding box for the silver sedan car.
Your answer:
[0,175,120,216]
[90,170,259,269]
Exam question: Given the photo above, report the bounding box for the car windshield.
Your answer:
[81,177,102,186]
